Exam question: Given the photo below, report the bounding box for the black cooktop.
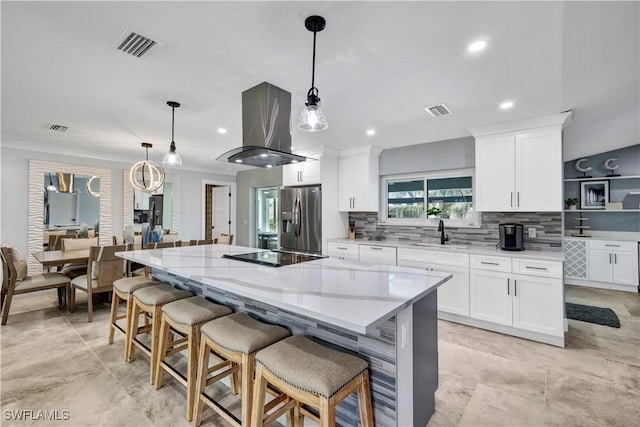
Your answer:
[222,250,325,267]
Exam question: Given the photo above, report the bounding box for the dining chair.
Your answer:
[48,233,78,252]
[0,246,71,325]
[59,237,99,279]
[217,234,234,245]
[69,245,127,322]
[145,241,182,249]
[162,234,181,244]
[189,239,215,246]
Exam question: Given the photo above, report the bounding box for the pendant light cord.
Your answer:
[171,105,175,144]
[311,30,317,90]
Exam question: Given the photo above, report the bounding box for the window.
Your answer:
[382,169,479,227]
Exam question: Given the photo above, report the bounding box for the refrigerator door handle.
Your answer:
[296,197,303,237]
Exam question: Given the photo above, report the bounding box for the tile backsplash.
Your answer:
[349,212,562,252]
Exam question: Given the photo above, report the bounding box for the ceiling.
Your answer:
[2,1,638,175]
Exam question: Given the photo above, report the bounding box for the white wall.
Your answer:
[0,147,234,254]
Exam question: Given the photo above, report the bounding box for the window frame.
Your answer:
[381,168,480,228]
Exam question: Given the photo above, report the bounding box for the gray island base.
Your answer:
[119,245,449,427]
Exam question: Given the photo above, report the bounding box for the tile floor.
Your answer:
[1,285,638,427]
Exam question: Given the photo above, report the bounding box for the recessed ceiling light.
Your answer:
[468,40,487,52]
[366,129,376,136]
[499,101,515,110]
[217,128,227,134]
[235,159,243,163]
[266,164,273,168]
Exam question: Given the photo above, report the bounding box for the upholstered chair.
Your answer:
[0,246,71,325]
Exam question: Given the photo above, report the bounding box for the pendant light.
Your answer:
[46,173,58,192]
[130,142,165,192]
[297,15,328,132]
[162,101,182,166]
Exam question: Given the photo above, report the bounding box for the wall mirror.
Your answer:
[28,161,111,274]
[121,169,181,236]
[43,173,100,232]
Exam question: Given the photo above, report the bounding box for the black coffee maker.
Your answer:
[498,223,524,251]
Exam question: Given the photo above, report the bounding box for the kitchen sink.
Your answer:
[410,243,469,250]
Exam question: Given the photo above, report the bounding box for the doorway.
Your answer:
[203,183,234,241]
[256,187,279,249]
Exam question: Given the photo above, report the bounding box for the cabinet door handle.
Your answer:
[481,261,500,266]
[614,254,617,264]
[609,253,612,264]
[605,244,620,247]
[370,247,383,250]
[525,266,547,271]
[514,279,517,296]
[336,247,347,250]
[510,192,513,208]
[352,197,356,209]
[517,192,520,207]
[507,278,510,295]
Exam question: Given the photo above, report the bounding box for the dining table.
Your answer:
[32,249,90,307]
[31,249,91,272]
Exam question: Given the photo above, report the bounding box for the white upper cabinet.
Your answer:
[282,157,322,186]
[338,146,382,212]
[471,113,571,212]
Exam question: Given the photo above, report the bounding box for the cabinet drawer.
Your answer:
[327,242,359,256]
[512,258,562,279]
[359,245,397,266]
[470,254,511,272]
[588,240,638,253]
[432,251,470,268]
[397,247,436,263]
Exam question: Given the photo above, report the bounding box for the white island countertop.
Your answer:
[118,244,452,334]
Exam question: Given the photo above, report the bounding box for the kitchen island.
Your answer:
[118,244,452,427]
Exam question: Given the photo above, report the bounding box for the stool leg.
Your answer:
[193,336,209,427]
[153,315,170,389]
[127,300,141,363]
[319,397,336,427]
[241,353,255,426]
[108,289,120,345]
[357,371,374,427]
[186,325,200,422]
[250,363,268,427]
[230,362,240,395]
[150,306,162,384]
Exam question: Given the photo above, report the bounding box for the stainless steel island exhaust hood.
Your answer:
[216,82,310,168]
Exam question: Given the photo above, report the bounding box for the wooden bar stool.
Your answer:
[251,335,374,427]
[126,284,192,383]
[108,276,160,357]
[193,312,291,427]
[153,296,232,422]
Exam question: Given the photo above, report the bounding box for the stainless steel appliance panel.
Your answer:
[279,185,321,254]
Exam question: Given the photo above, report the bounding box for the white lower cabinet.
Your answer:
[359,245,397,266]
[587,240,638,287]
[397,248,469,316]
[470,256,564,338]
[327,242,359,261]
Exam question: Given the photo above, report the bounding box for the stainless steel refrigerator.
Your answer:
[149,195,163,230]
[279,185,322,254]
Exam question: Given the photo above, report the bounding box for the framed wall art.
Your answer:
[580,180,609,209]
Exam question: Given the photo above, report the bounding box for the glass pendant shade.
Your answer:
[162,142,182,166]
[130,143,165,192]
[298,104,328,131]
[46,173,58,192]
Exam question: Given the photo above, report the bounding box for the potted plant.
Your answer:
[565,197,579,210]
[427,206,442,218]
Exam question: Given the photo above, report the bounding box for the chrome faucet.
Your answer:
[437,219,449,245]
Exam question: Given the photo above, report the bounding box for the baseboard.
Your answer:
[565,278,638,293]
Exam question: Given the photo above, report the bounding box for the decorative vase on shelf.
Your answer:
[568,205,577,210]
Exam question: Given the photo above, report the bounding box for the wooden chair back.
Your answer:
[145,241,182,249]
[189,239,215,246]
[48,234,78,251]
[0,247,15,296]
[217,234,234,245]
[86,245,127,292]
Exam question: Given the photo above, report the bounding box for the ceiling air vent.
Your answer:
[48,124,68,132]
[424,104,452,118]
[115,30,158,58]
